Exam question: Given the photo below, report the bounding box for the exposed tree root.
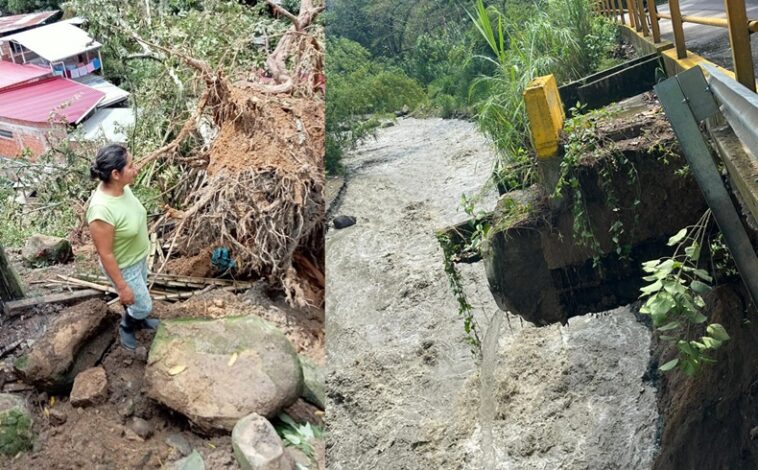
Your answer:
[132,1,325,308]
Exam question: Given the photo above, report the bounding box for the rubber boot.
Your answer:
[140,318,160,330]
[119,312,139,351]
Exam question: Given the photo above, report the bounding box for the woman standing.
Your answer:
[87,144,159,350]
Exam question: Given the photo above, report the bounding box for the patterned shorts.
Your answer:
[103,257,153,320]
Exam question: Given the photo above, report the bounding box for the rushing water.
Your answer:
[479,311,505,468]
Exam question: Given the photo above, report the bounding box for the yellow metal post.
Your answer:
[633,0,644,32]
[647,0,661,42]
[669,0,687,58]
[724,0,756,91]
[637,0,649,36]
[628,0,637,28]
[524,75,565,193]
[524,75,564,159]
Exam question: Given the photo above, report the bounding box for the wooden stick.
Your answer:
[57,275,117,294]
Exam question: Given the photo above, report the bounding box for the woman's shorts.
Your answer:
[103,257,152,320]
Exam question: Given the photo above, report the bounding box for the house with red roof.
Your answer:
[0,12,134,159]
[0,61,105,158]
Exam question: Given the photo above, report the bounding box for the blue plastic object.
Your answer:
[211,247,237,272]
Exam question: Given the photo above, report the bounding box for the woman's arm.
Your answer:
[89,220,135,305]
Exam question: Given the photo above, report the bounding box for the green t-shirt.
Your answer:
[86,185,150,268]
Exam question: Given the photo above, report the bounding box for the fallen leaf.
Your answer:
[228,352,238,367]
[168,365,187,376]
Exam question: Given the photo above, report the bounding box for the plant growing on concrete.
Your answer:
[554,105,639,266]
[639,210,730,376]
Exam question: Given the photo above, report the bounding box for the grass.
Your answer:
[469,0,618,187]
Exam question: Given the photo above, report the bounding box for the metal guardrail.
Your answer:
[595,0,758,92]
[703,63,758,163]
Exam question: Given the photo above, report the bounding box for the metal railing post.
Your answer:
[628,0,637,28]
[669,0,687,58]
[637,0,650,36]
[647,0,661,42]
[724,0,756,92]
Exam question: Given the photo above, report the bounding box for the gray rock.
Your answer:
[0,393,33,455]
[332,215,356,229]
[129,417,153,439]
[232,413,292,470]
[298,356,324,410]
[145,315,303,432]
[70,366,108,407]
[174,449,205,470]
[14,299,115,391]
[285,447,310,468]
[165,432,192,457]
[117,398,135,419]
[21,234,73,266]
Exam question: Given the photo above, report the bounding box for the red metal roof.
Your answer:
[0,61,51,91]
[0,11,58,35]
[0,77,104,124]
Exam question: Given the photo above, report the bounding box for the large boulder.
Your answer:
[232,413,292,470]
[21,234,73,267]
[145,315,303,432]
[14,299,116,391]
[0,393,33,456]
[299,356,324,410]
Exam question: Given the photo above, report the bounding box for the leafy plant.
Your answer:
[553,105,638,266]
[469,0,618,181]
[639,211,730,376]
[274,413,323,467]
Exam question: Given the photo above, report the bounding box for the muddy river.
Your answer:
[326,117,659,469]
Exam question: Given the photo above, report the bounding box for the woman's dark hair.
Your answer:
[90,144,128,182]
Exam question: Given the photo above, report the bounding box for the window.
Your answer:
[0,129,12,139]
[10,42,23,54]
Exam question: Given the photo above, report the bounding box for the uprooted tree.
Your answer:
[62,0,326,308]
[137,0,326,308]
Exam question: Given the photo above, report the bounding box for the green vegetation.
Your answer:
[325,0,495,174]
[0,1,283,247]
[470,0,618,183]
[639,212,731,377]
[274,413,323,468]
[0,0,62,14]
[553,104,640,266]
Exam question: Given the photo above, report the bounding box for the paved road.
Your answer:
[655,0,758,72]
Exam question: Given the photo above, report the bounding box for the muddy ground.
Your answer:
[326,117,660,468]
[0,248,324,469]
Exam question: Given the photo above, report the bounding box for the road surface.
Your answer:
[655,0,758,73]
